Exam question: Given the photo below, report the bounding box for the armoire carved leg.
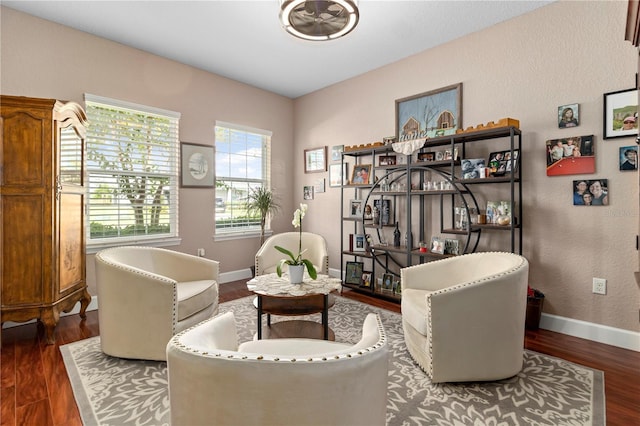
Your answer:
[79,288,91,318]
[41,308,61,345]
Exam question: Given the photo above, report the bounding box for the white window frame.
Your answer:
[214,121,272,241]
[84,94,180,252]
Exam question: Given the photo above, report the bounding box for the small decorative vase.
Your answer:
[288,264,305,284]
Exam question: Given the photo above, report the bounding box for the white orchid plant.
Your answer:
[275,203,318,280]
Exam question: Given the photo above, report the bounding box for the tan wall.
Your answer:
[293,1,640,332]
[0,7,297,295]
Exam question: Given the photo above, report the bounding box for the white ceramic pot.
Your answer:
[288,264,304,284]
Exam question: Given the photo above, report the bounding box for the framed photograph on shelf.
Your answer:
[353,234,367,252]
[345,261,364,285]
[395,83,463,142]
[180,142,214,188]
[349,199,363,217]
[443,148,459,161]
[444,238,459,255]
[378,155,397,166]
[361,271,372,288]
[430,236,445,254]
[417,152,435,162]
[393,280,402,295]
[381,273,394,292]
[350,164,372,185]
[331,145,344,162]
[304,146,327,173]
[461,158,485,179]
[603,88,638,139]
[329,163,348,187]
[488,150,520,175]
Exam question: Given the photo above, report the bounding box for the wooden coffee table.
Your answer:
[246,273,342,340]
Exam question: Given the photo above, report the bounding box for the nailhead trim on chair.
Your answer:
[96,247,179,334]
[170,313,388,363]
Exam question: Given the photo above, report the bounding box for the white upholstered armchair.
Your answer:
[401,252,529,383]
[95,246,219,361]
[167,311,389,426]
[255,232,329,276]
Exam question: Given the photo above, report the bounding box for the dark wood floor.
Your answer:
[1,281,639,426]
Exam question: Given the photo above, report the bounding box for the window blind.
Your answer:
[84,94,180,244]
[215,121,272,235]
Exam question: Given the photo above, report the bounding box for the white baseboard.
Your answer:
[4,268,639,353]
[219,268,253,284]
[539,313,640,352]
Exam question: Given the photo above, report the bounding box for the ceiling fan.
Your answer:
[279,0,360,41]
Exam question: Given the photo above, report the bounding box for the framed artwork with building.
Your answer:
[395,83,462,142]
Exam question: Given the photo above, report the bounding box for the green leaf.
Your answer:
[274,245,296,262]
[276,259,287,277]
[302,259,317,280]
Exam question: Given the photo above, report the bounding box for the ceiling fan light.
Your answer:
[279,0,360,41]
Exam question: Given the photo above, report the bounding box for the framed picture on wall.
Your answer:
[558,103,579,128]
[572,179,609,205]
[329,163,348,187]
[619,146,638,171]
[181,142,214,188]
[331,145,344,162]
[304,146,327,173]
[395,83,462,142]
[603,88,638,139]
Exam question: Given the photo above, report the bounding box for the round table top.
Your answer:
[247,273,342,297]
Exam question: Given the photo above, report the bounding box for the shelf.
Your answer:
[423,126,521,147]
[343,184,374,189]
[441,228,476,235]
[471,223,521,230]
[457,175,520,184]
[342,250,372,258]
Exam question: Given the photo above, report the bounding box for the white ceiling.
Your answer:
[3,1,553,99]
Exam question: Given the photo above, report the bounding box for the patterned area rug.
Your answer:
[61,296,605,425]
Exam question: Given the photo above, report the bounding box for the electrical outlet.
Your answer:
[592,277,607,295]
[197,248,205,257]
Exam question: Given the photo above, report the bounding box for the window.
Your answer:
[84,94,180,247]
[215,121,272,238]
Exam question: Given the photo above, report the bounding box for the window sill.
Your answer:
[214,229,273,242]
[86,236,182,254]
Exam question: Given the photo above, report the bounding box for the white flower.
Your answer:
[292,203,308,228]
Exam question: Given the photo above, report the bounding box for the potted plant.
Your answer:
[526,285,545,330]
[275,203,317,284]
[246,187,280,246]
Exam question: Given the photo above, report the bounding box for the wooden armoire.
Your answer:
[1,95,91,344]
